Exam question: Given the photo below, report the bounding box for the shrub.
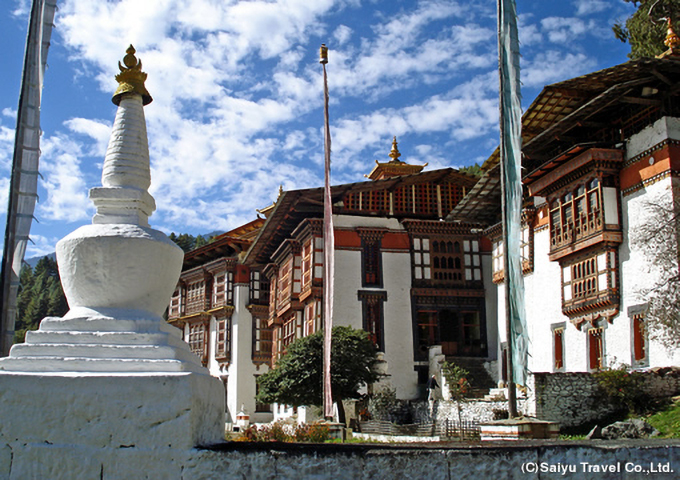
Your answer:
[594,365,648,415]
[367,387,399,421]
[294,422,330,443]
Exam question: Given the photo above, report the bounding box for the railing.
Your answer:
[357,419,480,440]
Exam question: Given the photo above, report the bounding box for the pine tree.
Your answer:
[14,256,68,343]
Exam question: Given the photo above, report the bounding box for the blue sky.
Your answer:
[1,0,637,259]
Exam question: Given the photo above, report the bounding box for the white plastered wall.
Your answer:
[332,215,418,399]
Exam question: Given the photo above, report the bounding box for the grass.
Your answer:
[645,399,680,438]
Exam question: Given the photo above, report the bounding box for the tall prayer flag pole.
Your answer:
[0,0,57,355]
[320,44,335,420]
[497,0,528,418]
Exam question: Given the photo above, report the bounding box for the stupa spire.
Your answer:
[90,45,156,226]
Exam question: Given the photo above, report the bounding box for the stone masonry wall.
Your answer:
[533,368,680,430]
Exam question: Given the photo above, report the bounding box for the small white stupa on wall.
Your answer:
[0,46,224,479]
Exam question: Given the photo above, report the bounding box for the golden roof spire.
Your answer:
[365,136,427,181]
[113,45,152,106]
[388,136,403,163]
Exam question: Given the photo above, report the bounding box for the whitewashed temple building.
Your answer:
[168,47,680,421]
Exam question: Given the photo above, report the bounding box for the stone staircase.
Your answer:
[446,357,496,399]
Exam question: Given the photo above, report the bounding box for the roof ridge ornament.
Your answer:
[649,1,680,57]
[113,45,153,105]
[389,136,403,163]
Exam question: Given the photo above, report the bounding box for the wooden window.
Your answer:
[186,280,206,315]
[277,259,292,308]
[550,178,605,250]
[280,314,299,354]
[416,310,438,354]
[301,239,313,291]
[252,315,272,364]
[412,237,431,281]
[552,324,565,372]
[463,240,482,282]
[250,270,269,305]
[188,322,208,363]
[215,318,230,360]
[632,313,647,365]
[588,326,605,371]
[169,286,183,318]
[358,291,386,351]
[212,271,233,308]
[362,240,382,287]
[304,302,319,336]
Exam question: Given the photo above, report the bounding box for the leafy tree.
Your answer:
[441,361,471,437]
[14,256,68,343]
[613,0,680,58]
[629,187,680,350]
[256,326,381,425]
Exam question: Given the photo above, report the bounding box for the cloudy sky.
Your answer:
[1,0,637,259]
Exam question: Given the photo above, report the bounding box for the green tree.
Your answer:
[15,256,68,343]
[613,0,680,58]
[256,326,381,425]
[460,163,483,178]
[441,361,471,437]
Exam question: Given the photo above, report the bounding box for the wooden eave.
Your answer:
[459,56,680,226]
[243,168,478,265]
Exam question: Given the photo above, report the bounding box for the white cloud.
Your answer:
[37,133,93,223]
[541,17,592,44]
[333,25,353,45]
[64,118,112,157]
[574,0,609,16]
[2,108,17,119]
[522,51,596,87]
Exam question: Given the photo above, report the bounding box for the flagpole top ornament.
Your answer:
[319,44,328,64]
[113,45,153,106]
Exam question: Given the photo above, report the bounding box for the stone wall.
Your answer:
[533,368,680,430]
[3,439,678,479]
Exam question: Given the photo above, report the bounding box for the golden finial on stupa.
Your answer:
[112,45,152,106]
[389,136,403,163]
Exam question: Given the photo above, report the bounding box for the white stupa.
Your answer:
[0,47,224,472]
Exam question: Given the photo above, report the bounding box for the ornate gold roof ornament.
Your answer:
[388,136,404,164]
[113,45,153,105]
[365,136,427,180]
[649,1,680,57]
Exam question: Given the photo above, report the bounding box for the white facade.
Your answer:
[496,116,680,376]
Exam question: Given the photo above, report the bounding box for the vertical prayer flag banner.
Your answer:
[498,0,529,385]
[320,45,334,419]
[0,0,57,355]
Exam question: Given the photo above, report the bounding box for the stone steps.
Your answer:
[9,342,197,363]
[0,355,205,373]
[25,330,187,349]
